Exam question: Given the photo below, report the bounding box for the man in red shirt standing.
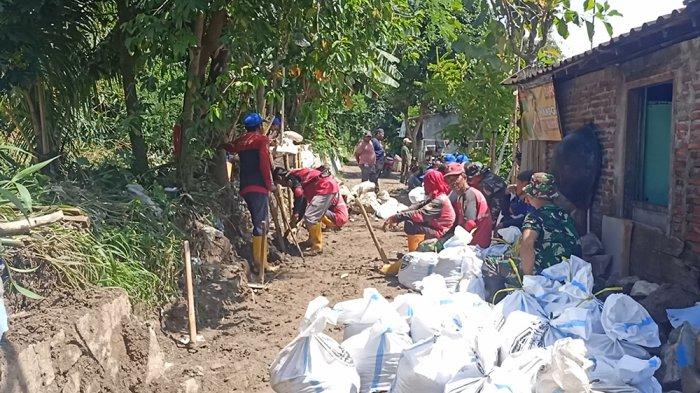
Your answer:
[223,113,276,278]
[272,166,345,255]
[443,163,493,248]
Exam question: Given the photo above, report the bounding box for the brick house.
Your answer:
[505,0,700,292]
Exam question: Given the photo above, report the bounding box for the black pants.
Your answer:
[243,192,269,236]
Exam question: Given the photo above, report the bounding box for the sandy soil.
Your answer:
[155,164,412,392]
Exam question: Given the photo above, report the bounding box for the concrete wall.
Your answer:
[550,36,700,291]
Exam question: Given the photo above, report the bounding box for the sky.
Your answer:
[559,0,686,58]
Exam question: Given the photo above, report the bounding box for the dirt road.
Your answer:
[157,164,411,392]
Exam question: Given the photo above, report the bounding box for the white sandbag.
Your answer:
[342,315,413,393]
[559,261,594,300]
[436,246,481,293]
[544,307,595,346]
[391,332,475,393]
[408,186,426,204]
[457,275,486,300]
[491,290,546,329]
[479,244,509,258]
[584,333,650,363]
[535,338,593,393]
[602,294,661,347]
[398,252,439,291]
[283,130,304,142]
[411,277,491,341]
[540,255,590,283]
[270,297,360,393]
[522,275,562,303]
[351,181,377,196]
[275,138,300,155]
[442,226,474,249]
[590,355,662,393]
[333,288,395,340]
[498,311,548,361]
[375,198,408,220]
[377,190,391,204]
[497,226,522,244]
[478,348,551,393]
[392,293,428,322]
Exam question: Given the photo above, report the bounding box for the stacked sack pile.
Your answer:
[270,229,664,393]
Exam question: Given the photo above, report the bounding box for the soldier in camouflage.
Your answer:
[465,162,507,225]
[519,172,582,275]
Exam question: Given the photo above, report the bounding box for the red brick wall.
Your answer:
[541,37,700,285]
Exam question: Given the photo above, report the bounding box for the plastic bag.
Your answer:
[540,255,591,283]
[391,332,475,393]
[497,226,522,244]
[584,333,650,363]
[436,246,482,293]
[498,311,548,361]
[270,297,360,393]
[491,290,546,329]
[667,304,700,329]
[442,226,474,249]
[342,315,413,393]
[544,307,595,345]
[535,338,593,393]
[458,276,486,300]
[333,288,395,340]
[601,294,661,347]
[352,181,377,196]
[522,275,562,303]
[559,262,594,300]
[408,186,426,204]
[398,252,439,291]
[392,293,428,323]
[375,198,408,220]
[590,355,662,393]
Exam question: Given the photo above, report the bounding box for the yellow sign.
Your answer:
[519,82,562,141]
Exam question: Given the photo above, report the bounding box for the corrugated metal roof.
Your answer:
[504,2,700,85]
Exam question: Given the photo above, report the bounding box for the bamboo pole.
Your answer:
[273,191,305,262]
[0,211,64,236]
[356,200,389,264]
[183,241,197,346]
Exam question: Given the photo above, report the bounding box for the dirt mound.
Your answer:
[0,288,166,393]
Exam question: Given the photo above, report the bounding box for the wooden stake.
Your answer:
[356,200,389,264]
[183,241,197,346]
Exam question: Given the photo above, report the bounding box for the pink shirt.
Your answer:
[355,140,376,166]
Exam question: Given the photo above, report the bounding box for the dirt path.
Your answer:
[156,164,411,392]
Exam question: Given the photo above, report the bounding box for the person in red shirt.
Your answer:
[272,166,344,254]
[444,163,493,248]
[222,113,276,277]
[381,171,455,275]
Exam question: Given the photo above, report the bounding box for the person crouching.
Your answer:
[381,171,455,275]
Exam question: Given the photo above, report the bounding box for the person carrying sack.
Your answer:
[222,112,277,279]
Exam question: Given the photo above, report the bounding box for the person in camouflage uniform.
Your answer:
[519,172,582,275]
[465,162,507,225]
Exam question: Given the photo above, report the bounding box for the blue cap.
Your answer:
[462,154,471,164]
[272,117,281,126]
[444,154,456,163]
[243,113,264,128]
[455,154,467,163]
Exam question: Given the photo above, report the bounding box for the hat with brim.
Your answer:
[243,112,264,128]
[523,172,560,201]
[444,163,465,177]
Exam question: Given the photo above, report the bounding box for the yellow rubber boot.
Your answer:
[252,235,263,276]
[379,260,402,276]
[321,216,335,231]
[308,223,323,254]
[407,234,426,252]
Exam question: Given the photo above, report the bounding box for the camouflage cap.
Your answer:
[523,172,560,201]
[465,162,486,179]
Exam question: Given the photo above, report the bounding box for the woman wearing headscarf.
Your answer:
[381,171,456,275]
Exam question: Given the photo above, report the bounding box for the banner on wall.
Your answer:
[519,82,563,141]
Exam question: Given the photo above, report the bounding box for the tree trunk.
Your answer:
[177,12,206,188]
[116,0,149,175]
[410,101,429,161]
[22,88,43,160]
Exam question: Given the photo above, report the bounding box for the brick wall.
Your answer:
[541,37,700,286]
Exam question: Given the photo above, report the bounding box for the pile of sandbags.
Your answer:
[271,255,665,393]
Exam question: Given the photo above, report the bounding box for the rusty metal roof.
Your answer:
[504,2,700,85]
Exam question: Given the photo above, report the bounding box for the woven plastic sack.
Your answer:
[601,294,661,347]
[270,297,360,393]
[333,288,395,340]
[398,252,439,291]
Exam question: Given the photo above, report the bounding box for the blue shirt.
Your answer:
[371,138,385,161]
